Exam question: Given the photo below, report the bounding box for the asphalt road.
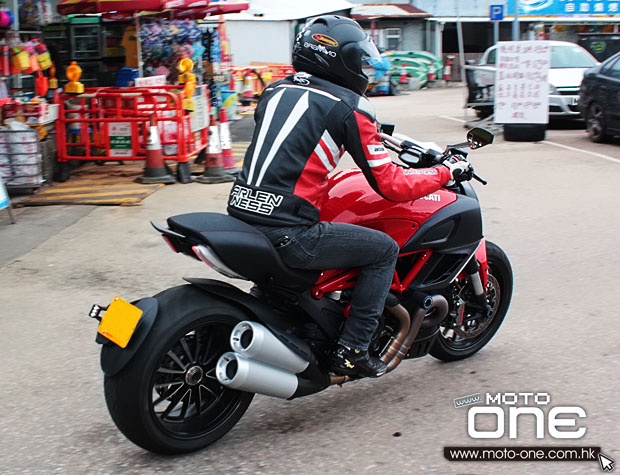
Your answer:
[1,86,619,474]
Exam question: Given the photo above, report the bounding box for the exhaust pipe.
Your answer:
[230,321,309,374]
[216,321,327,399]
[216,352,299,399]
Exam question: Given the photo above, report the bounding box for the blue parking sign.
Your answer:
[490,4,504,21]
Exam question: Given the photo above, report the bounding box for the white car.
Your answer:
[476,41,599,117]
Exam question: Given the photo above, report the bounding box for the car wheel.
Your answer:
[586,102,608,143]
[475,107,493,120]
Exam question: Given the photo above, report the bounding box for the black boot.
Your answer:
[329,344,388,378]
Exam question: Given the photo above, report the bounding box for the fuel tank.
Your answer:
[320,169,483,253]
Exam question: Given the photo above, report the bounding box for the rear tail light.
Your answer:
[192,245,247,280]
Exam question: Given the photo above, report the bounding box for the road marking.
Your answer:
[542,140,620,165]
[437,115,620,164]
[439,115,467,123]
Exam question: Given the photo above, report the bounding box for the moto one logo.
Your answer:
[467,392,587,440]
[229,185,283,216]
[421,193,441,202]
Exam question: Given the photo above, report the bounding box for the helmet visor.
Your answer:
[359,36,383,68]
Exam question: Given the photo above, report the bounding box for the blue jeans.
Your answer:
[254,222,399,351]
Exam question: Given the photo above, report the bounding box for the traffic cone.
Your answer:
[194,113,236,184]
[219,107,240,175]
[240,70,254,105]
[443,56,453,81]
[427,61,436,82]
[229,70,236,91]
[136,115,176,184]
[399,62,408,84]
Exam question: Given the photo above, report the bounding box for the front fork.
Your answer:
[454,240,492,324]
[464,259,488,306]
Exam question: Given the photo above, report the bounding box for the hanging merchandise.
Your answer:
[139,19,203,83]
[0,43,10,77]
[10,46,29,74]
[19,0,54,26]
[35,71,49,98]
[209,28,221,67]
[24,43,41,74]
[121,25,139,69]
[217,17,232,65]
[201,27,223,109]
[208,78,221,109]
[19,0,40,26]
[33,39,52,70]
[0,10,15,27]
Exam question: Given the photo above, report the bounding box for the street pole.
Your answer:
[457,17,465,82]
[512,0,520,41]
[494,20,499,44]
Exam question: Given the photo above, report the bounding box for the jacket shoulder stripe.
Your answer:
[275,84,341,102]
[247,88,285,184]
[314,141,335,172]
[254,91,311,187]
[368,157,392,168]
[321,130,339,160]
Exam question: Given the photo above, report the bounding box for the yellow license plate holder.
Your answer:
[97,296,142,348]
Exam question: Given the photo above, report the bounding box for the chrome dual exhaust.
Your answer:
[216,321,310,399]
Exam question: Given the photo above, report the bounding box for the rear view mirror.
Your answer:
[467,128,494,149]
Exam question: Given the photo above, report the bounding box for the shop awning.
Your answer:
[57,0,248,16]
[163,0,248,14]
[58,0,160,15]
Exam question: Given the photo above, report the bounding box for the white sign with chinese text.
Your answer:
[494,41,551,124]
[108,122,133,157]
[134,75,167,87]
[191,86,210,133]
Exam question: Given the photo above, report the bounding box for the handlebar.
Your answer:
[379,132,488,186]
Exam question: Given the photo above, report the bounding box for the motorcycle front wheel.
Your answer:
[430,241,513,362]
[104,285,254,454]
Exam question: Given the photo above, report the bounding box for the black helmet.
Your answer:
[292,15,382,96]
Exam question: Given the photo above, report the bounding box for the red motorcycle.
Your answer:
[91,126,512,454]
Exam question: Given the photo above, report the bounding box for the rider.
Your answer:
[227,15,472,378]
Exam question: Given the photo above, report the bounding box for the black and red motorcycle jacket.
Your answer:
[227,73,452,226]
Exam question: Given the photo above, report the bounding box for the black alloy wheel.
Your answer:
[150,320,246,441]
[430,241,513,362]
[104,285,254,454]
[586,102,608,143]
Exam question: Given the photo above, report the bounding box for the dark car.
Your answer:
[579,52,620,142]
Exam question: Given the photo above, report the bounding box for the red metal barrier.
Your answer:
[54,85,209,164]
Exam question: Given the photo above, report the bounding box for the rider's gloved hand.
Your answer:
[444,158,474,184]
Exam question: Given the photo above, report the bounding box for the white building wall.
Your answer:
[227,21,294,65]
[412,0,493,16]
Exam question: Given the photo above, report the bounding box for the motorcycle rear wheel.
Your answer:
[430,241,512,362]
[104,285,254,454]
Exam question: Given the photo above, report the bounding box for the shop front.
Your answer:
[1,0,250,191]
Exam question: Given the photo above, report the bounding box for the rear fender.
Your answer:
[101,279,318,377]
[184,278,317,364]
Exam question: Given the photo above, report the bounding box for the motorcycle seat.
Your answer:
[166,212,319,289]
